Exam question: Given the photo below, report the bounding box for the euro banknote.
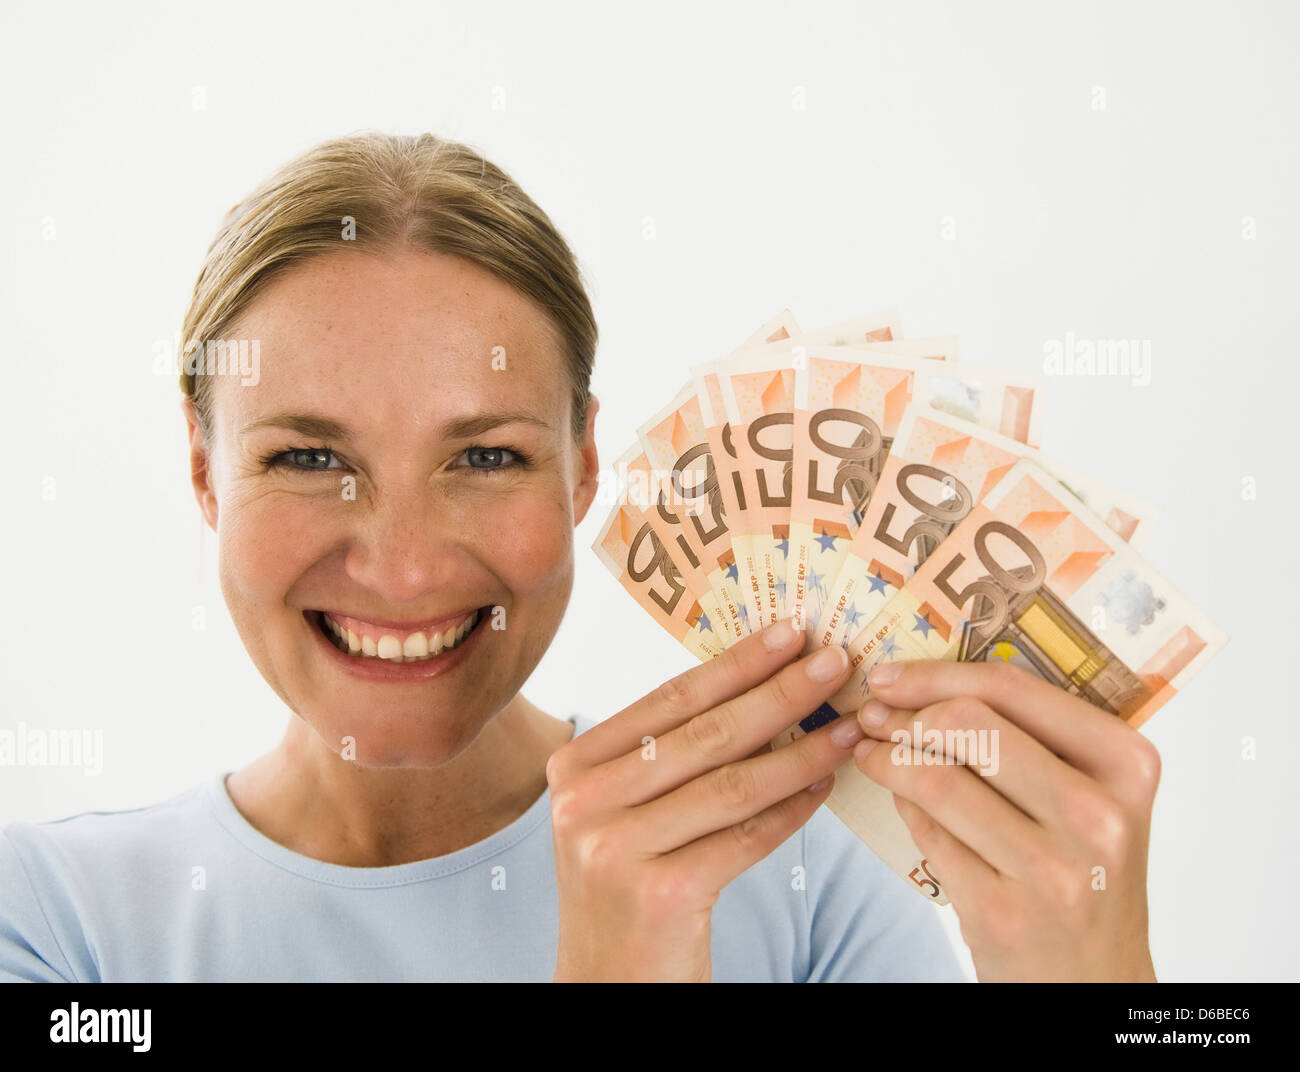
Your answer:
[636,384,751,644]
[786,349,1045,638]
[771,457,1227,903]
[813,403,1157,652]
[593,308,1224,906]
[592,464,726,662]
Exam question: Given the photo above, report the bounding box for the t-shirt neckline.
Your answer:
[201,713,590,889]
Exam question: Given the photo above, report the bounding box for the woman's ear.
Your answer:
[571,394,601,526]
[182,397,220,533]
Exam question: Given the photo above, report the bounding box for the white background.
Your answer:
[1,0,1296,982]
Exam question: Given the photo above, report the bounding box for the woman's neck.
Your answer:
[223,695,576,867]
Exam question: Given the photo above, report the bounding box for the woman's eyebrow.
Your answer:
[442,412,552,439]
[238,411,552,441]
[238,413,349,441]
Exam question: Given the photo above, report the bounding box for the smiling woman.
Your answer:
[0,132,963,982]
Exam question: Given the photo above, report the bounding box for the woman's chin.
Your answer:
[304,708,490,769]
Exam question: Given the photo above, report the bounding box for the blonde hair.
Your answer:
[178,131,597,439]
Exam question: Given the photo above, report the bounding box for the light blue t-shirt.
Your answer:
[0,714,965,982]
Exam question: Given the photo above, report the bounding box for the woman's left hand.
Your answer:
[853,659,1161,982]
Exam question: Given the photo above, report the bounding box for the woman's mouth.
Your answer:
[309,607,485,664]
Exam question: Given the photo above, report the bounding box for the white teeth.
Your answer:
[321,610,480,662]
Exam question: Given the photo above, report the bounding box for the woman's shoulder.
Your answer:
[1,777,222,915]
[2,777,214,862]
[0,777,220,982]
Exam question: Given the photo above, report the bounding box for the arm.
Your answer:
[0,829,77,982]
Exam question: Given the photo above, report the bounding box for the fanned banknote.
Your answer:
[789,353,1047,639]
[616,443,737,649]
[592,307,1224,906]
[711,346,798,631]
[636,384,750,644]
[772,457,1227,904]
[786,309,902,348]
[592,466,725,663]
[690,310,803,639]
[814,403,1156,652]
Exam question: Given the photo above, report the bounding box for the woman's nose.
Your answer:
[340,485,471,607]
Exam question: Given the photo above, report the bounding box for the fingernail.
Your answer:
[859,700,890,727]
[806,775,832,793]
[806,645,848,681]
[829,717,865,748]
[763,618,800,651]
[868,662,903,688]
[854,738,878,762]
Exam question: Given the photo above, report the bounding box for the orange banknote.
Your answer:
[774,457,1226,903]
[814,404,1156,652]
[691,311,802,635]
[591,462,727,663]
[635,387,749,645]
[614,443,737,649]
[712,346,799,631]
[787,344,1045,637]
[786,346,928,637]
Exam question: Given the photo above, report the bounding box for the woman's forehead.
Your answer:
[214,249,571,432]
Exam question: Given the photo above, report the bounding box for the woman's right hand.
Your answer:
[547,617,865,982]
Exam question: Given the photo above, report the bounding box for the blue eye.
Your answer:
[266,448,344,471]
[458,446,523,472]
[261,445,527,476]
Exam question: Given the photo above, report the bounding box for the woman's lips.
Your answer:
[305,607,488,680]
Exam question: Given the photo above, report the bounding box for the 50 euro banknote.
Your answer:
[592,308,821,655]
[628,308,922,646]
[591,458,728,662]
[636,382,752,644]
[629,332,948,650]
[615,442,742,648]
[688,309,806,638]
[813,403,1158,652]
[772,457,1226,904]
[594,308,811,654]
[787,350,1046,639]
[692,309,911,634]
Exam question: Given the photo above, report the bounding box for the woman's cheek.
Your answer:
[473,486,574,592]
[220,493,327,598]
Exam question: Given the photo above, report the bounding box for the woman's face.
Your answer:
[186,248,600,766]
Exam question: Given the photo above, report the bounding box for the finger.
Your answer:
[627,714,866,853]
[562,617,806,769]
[864,660,1136,783]
[853,732,1050,882]
[857,695,1101,830]
[892,795,1001,907]
[662,771,835,895]
[605,640,855,804]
